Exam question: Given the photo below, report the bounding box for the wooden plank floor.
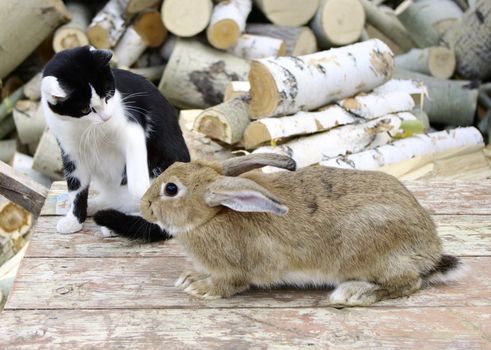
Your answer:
[0,181,490,349]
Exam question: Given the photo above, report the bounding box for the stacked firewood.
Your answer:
[0,0,490,191]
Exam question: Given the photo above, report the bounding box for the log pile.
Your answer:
[0,0,490,270]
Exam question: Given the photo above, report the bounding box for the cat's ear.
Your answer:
[41,76,68,105]
[91,49,113,66]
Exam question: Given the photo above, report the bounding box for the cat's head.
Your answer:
[41,46,116,123]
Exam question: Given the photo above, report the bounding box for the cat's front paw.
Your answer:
[56,214,83,234]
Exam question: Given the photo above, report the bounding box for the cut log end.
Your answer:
[243,122,272,149]
[195,116,230,143]
[293,28,318,56]
[87,25,110,49]
[256,0,320,26]
[162,0,213,37]
[428,47,456,79]
[207,19,241,49]
[134,10,167,48]
[53,28,89,52]
[0,202,31,234]
[318,0,366,46]
[249,61,279,118]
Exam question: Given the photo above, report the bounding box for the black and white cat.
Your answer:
[41,46,190,240]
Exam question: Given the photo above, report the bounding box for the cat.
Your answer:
[41,46,190,241]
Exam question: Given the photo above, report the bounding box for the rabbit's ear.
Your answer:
[204,176,288,216]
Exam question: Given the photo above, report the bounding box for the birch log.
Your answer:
[23,73,42,101]
[397,0,463,48]
[228,34,286,60]
[0,140,16,163]
[52,2,90,52]
[320,127,483,170]
[443,0,491,80]
[193,96,250,144]
[364,24,403,55]
[224,81,250,101]
[125,0,161,14]
[359,0,416,52]
[32,129,64,180]
[159,39,249,108]
[133,9,167,48]
[113,27,148,68]
[0,0,70,79]
[394,69,478,125]
[87,0,129,49]
[249,39,394,118]
[0,118,15,140]
[395,47,456,79]
[207,0,252,49]
[244,92,415,149]
[129,65,165,81]
[12,101,45,145]
[311,0,365,48]
[162,0,213,37]
[253,113,416,171]
[253,0,319,26]
[246,24,317,56]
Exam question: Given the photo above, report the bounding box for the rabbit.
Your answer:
[140,153,465,306]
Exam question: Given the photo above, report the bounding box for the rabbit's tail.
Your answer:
[93,209,171,242]
[422,254,468,284]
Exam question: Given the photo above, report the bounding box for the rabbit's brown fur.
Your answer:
[141,154,463,305]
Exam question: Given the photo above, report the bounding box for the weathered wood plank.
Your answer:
[26,215,491,258]
[0,160,48,215]
[404,181,491,215]
[40,181,491,216]
[0,307,490,349]
[5,257,490,310]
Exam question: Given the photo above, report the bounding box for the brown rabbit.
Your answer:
[141,153,465,305]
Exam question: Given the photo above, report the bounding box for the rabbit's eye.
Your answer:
[164,183,178,196]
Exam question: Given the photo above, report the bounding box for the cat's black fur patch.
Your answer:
[73,187,89,224]
[93,210,171,242]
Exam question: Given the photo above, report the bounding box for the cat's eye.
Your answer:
[81,106,91,114]
[164,183,178,197]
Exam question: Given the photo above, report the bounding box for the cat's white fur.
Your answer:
[41,76,150,234]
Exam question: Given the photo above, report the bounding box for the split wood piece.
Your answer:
[224,81,250,101]
[244,91,416,149]
[0,140,16,164]
[193,96,250,145]
[179,110,233,162]
[228,34,286,60]
[394,69,478,126]
[23,73,42,101]
[395,47,456,79]
[159,39,249,108]
[12,101,45,145]
[311,0,365,48]
[321,127,483,171]
[0,160,48,216]
[87,0,130,49]
[364,24,404,55]
[443,0,491,80]
[128,65,165,81]
[397,0,463,48]
[207,0,252,49]
[253,113,416,172]
[246,24,317,56]
[249,39,394,118]
[0,0,69,79]
[52,2,90,53]
[0,202,32,239]
[125,0,161,14]
[253,0,320,27]
[32,129,64,181]
[359,0,415,52]
[0,117,15,140]
[161,0,213,37]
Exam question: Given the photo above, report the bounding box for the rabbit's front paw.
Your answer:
[175,270,209,289]
[184,277,222,300]
[329,281,378,307]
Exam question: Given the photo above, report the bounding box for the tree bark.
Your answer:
[207,0,252,49]
[161,0,213,37]
[311,0,365,48]
[395,47,456,79]
[253,0,320,26]
[249,39,394,118]
[228,34,286,60]
[113,27,148,68]
[193,95,250,145]
[320,127,483,170]
[246,24,317,56]
[443,0,491,80]
[52,2,90,53]
[159,39,249,109]
[394,68,478,126]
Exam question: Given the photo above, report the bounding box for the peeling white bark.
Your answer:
[113,27,147,68]
[228,34,286,60]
